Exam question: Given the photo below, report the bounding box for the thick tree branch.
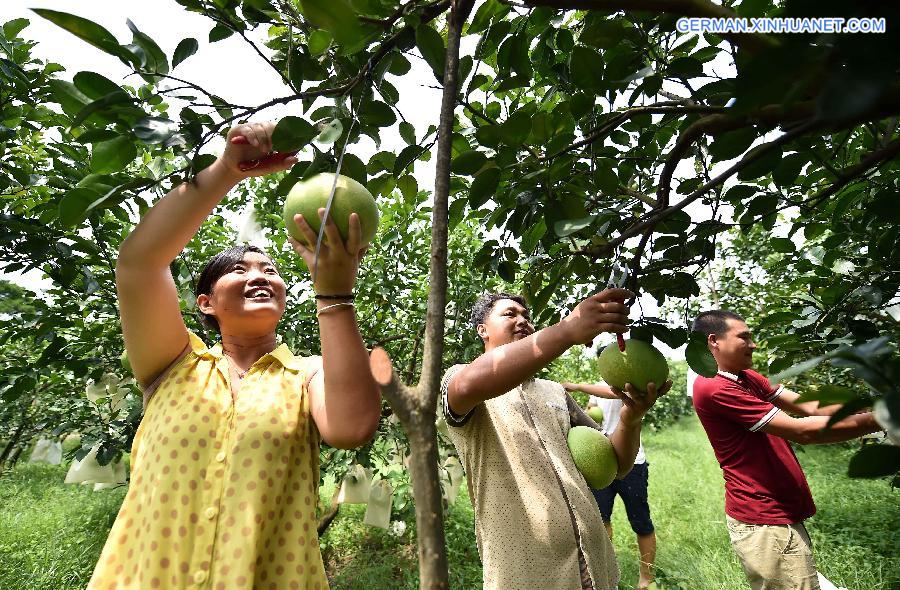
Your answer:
[370,347,415,424]
[602,120,819,256]
[544,103,726,162]
[418,0,473,397]
[657,88,900,209]
[805,137,900,208]
[656,102,817,208]
[522,0,777,53]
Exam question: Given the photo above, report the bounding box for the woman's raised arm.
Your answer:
[116,123,296,386]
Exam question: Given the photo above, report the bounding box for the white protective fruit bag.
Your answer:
[28,438,62,465]
[64,444,126,486]
[441,456,465,506]
[336,464,372,504]
[363,479,394,529]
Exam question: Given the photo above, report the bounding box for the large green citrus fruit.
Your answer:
[587,406,604,424]
[568,426,618,489]
[283,173,379,245]
[596,339,669,393]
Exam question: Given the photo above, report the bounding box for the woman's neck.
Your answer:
[219,331,278,372]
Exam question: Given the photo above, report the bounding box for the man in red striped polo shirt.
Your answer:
[691,310,881,590]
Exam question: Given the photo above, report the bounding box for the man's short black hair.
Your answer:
[692,309,745,337]
[195,244,271,333]
[469,292,528,330]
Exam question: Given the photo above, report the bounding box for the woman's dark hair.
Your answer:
[469,292,528,331]
[692,309,745,337]
[194,244,271,333]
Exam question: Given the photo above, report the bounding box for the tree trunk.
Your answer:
[371,1,476,587]
[406,414,448,589]
[0,407,29,473]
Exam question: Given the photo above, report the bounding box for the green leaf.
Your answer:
[708,128,756,161]
[848,445,900,478]
[3,18,30,40]
[299,0,366,53]
[393,144,420,176]
[192,153,217,174]
[666,56,704,78]
[47,80,90,117]
[397,175,418,200]
[71,90,134,128]
[172,37,199,68]
[498,260,517,282]
[399,121,415,145]
[554,216,593,237]
[314,119,343,145]
[58,187,101,227]
[649,325,688,348]
[133,117,179,144]
[796,385,858,406]
[772,152,807,186]
[91,136,136,174]
[769,237,795,254]
[272,116,316,152]
[686,331,717,377]
[126,19,169,75]
[737,143,783,181]
[498,110,532,146]
[468,0,506,35]
[361,100,396,127]
[569,45,604,90]
[494,75,530,92]
[308,30,332,55]
[31,9,137,68]
[581,18,627,49]
[769,355,826,383]
[416,25,445,81]
[451,150,488,176]
[72,71,123,100]
[630,327,654,343]
[209,24,233,42]
[340,153,367,185]
[469,167,501,208]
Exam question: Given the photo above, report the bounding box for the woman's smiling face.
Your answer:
[198,251,287,332]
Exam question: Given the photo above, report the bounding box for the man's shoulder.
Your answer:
[692,374,745,411]
[442,363,468,383]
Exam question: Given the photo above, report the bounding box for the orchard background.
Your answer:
[0,0,898,588]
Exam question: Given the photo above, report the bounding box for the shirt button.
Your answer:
[193,570,207,584]
[204,506,218,520]
[215,452,226,463]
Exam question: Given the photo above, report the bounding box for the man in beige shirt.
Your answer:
[442,291,670,590]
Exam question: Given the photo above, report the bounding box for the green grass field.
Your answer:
[1,416,897,589]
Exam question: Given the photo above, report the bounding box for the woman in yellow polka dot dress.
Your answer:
[88,121,382,589]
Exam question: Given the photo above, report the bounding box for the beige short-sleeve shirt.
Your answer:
[442,365,619,590]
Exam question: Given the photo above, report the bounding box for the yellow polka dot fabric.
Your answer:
[88,332,329,590]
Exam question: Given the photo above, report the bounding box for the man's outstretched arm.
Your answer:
[448,289,631,417]
[762,410,880,444]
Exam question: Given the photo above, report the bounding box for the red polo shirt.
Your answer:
[692,370,816,525]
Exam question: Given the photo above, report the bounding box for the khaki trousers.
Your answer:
[726,516,821,590]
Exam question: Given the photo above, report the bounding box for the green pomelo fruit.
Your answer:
[596,339,669,393]
[567,426,618,489]
[283,173,379,245]
[587,406,604,424]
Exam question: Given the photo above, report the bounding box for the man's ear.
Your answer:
[476,323,488,342]
[707,333,718,349]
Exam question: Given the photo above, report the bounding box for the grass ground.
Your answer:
[1,416,897,589]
